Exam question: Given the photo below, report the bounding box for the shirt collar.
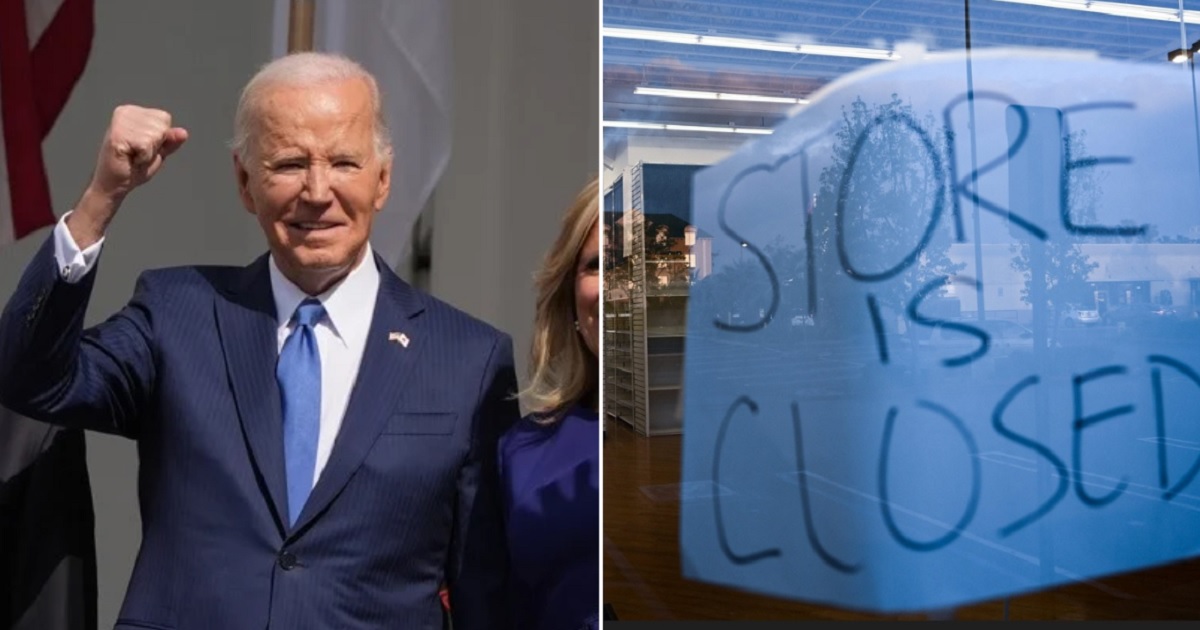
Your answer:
[268,245,381,345]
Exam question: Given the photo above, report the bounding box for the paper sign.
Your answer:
[680,50,1200,612]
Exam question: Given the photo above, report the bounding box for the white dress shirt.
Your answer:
[52,212,104,282]
[268,248,378,486]
[53,213,380,487]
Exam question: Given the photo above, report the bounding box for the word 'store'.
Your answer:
[680,49,1200,613]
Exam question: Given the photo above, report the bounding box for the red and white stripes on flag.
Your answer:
[0,0,93,247]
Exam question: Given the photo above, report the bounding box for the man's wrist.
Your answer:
[66,185,121,248]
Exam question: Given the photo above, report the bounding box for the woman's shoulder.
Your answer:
[543,404,599,426]
[518,404,597,430]
[500,405,598,457]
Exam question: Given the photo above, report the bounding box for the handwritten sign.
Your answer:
[680,50,1200,612]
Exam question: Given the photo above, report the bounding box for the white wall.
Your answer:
[0,0,598,626]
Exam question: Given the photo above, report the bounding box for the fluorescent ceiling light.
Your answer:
[604,120,773,135]
[603,27,899,61]
[993,0,1200,24]
[634,86,809,105]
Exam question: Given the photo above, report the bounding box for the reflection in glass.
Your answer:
[603,0,1200,621]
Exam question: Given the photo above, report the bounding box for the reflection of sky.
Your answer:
[694,50,1200,269]
[644,164,706,225]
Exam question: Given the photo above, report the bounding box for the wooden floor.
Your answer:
[602,417,1200,621]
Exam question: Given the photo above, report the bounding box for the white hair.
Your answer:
[230,52,392,161]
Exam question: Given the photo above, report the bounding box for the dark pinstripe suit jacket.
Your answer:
[0,237,518,630]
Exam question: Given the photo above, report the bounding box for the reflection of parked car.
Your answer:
[791,314,815,327]
[1104,302,1178,328]
[1062,303,1101,327]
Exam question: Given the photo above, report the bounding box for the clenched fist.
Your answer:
[67,105,188,248]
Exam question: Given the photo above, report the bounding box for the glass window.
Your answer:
[603,0,1200,621]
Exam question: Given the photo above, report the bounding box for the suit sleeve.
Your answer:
[447,333,519,630]
[0,235,156,438]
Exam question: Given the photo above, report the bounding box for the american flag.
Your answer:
[0,0,93,247]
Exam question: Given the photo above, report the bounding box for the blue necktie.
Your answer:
[278,298,325,526]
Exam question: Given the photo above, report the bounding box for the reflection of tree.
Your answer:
[601,212,694,296]
[765,238,809,317]
[1010,131,1100,322]
[602,222,617,265]
[644,218,689,290]
[690,254,773,326]
[814,95,962,320]
[690,96,963,332]
[1153,232,1199,244]
[602,219,631,295]
[1122,221,1158,242]
[686,236,810,332]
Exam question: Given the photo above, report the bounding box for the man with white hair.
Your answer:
[0,52,516,629]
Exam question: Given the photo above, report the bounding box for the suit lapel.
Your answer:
[214,254,290,534]
[291,256,426,535]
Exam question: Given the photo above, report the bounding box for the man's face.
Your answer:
[235,78,391,294]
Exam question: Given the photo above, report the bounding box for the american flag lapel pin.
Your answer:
[388,332,410,348]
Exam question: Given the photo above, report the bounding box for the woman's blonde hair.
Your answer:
[521,175,601,422]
